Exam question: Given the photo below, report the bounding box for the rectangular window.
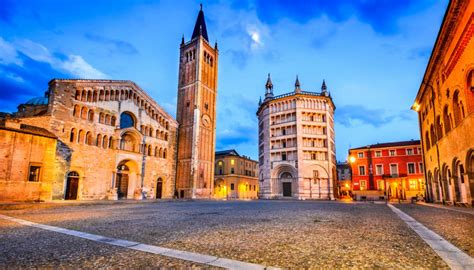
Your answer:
[389,150,396,156]
[375,164,383,175]
[230,183,234,190]
[375,151,381,157]
[231,168,235,174]
[419,163,423,173]
[406,149,413,155]
[282,152,287,161]
[360,180,367,190]
[359,166,366,176]
[358,152,364,158]
[28,166,41,182]
[408,163,415,174]
[390,164,398,176]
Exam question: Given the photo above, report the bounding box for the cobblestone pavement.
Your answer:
[394,203,474,257]
[0,200,450,269]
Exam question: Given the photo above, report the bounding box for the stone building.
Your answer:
[257,75,336,199]
[176,6,218,199]
[412,0,474,206]
[6,79,177,201]
[214,149,258,199]
[349,141,424,201]
[0,119,58,201]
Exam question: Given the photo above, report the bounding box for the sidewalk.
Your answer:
[416,201,474,215]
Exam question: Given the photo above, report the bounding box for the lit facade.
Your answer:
[257,75,337,199]
[176,7,219,199]
[214,150,258,199]
[4,79,177,201]
[413,0,474,206]
[349,141,424,201]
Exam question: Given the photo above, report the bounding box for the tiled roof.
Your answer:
[0,120,56,139]
[215,149,240,156]
[350,140,421,151]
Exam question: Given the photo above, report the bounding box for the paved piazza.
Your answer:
[1,201,473,269]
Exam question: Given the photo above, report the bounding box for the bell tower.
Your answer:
[176,5,218,199]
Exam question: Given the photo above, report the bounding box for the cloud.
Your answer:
[335,105,414,127]
[408,46,432,60]
[216,123,256,149]
[84,33,138,55]
[0,37,22,66]
[61,55,107,79]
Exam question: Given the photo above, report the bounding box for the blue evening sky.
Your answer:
[0,0,447,161]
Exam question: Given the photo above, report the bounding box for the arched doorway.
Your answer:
[116,163,130,199]
[156,178,163,199]
[281,172,293,197]
[65,171,79,200]
[466,150,474,204]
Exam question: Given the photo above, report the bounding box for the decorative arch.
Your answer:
[443,105,451,133]
[120,111,136,129]
[452,90,463,126]
[120,131,141,152]
[70,128,76,143]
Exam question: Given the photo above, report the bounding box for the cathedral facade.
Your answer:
[257,76,337,199]
[0,7,217,201]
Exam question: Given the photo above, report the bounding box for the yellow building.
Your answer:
[413,0,474,206]
[214,150,259,199]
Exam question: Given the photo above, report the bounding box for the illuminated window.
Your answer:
[218,161,223,166]
[409,180,417,190]
[231,159,235,165]
[359,166,366,176]
[375,151,381,157]
[358,152,364,158]
[377,180,384,190]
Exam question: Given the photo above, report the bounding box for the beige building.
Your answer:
[214,150,258,199]
[0,119,58,201]
[2,79,177,201]
[257,75,337,199]
[176,7,219,199]
[413,0,474,206]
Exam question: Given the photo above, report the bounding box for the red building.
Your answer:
[348,140,425,201]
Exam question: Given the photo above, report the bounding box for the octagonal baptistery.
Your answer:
[257,75,337,199]
[15,79,178,200]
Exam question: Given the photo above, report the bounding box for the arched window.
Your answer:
[105,115,111,125]
[81,107,88,119]
[164,133,168,141]
[88,109,94,122]
[109,136,114,149]
[81,90,86,101]
[99,112,104,123]
[78,130,84,144]
[99,90,104,101]
[443,106,451,134]
[85,132,93,145]
[163,148,167,159]
[120,112,135,129]
[111,116,116,126]
[430,125,436,146]
[102,135,108,148]
[159,148,163,158]
[436,116,443,139]
[105,90,110,101]
[96,134,102,147]
[75,90,81,100]
[425,131,431,151]
[70,128,76,143]
[73,105,80,117]
[148,145,152,156]
[155,146,159,157]
[93,91,98,102]
[453,90,463,126]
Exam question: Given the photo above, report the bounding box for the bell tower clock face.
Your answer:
[202,114,211,128]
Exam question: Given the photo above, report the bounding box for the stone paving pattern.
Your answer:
[394,203,474,257]
[0,201,451,269]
